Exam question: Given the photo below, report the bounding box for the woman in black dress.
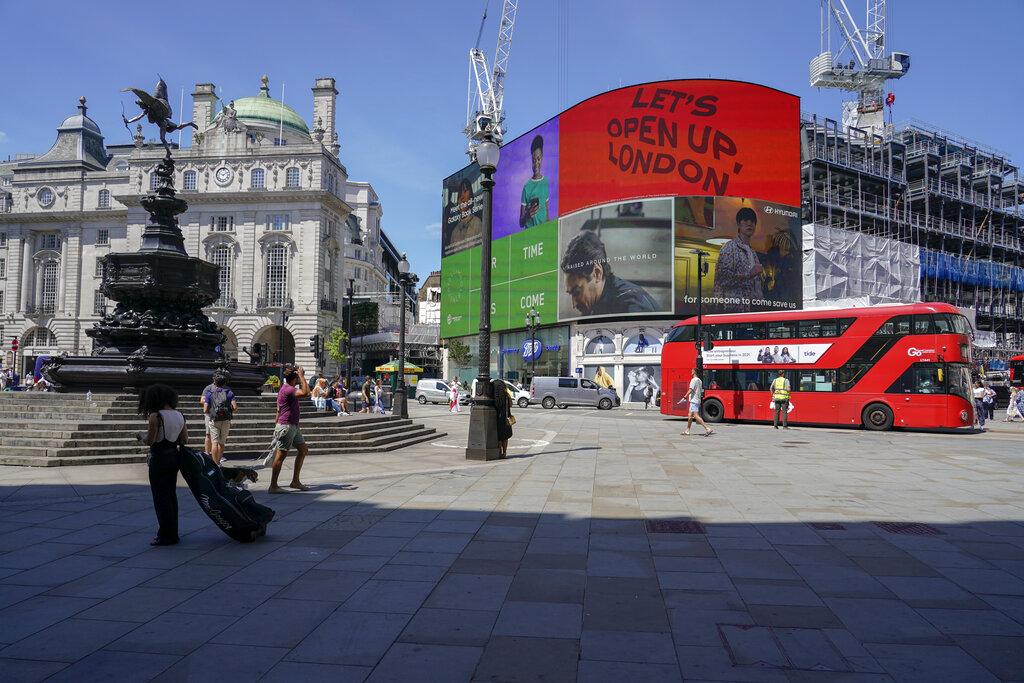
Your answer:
[492,378,513,459]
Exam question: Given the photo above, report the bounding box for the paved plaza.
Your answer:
[1,403,1023,681]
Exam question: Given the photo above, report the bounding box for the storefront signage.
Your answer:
[521,338,543,361]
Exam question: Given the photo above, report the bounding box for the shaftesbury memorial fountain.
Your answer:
[43,78,265,394]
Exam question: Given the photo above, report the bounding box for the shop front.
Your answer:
[498,326,570,385]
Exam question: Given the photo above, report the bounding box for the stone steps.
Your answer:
[0,394,444,467]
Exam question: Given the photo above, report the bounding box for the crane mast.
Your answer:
[809,0,910,134]
[464,0,518,158]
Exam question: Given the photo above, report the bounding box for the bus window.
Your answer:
[734,322,766,340]
[736,369,763,391]
[913,316,936,335]
[799,319,822,338]
[665,325,695,343]
[708,369,736,390]
[710,324,735,341]
[932,314,952,334]
[874,315,912,336]
[767,320,796,339]
[838,363,871,391]
[887,363,946,394]
[948,364,971,401]
[798,369,836,392]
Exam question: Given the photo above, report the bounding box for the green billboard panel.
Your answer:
[440,247,475,338]
[507,219,558,281]
[507,269,559,328]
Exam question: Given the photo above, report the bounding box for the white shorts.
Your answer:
[689,400,701,415]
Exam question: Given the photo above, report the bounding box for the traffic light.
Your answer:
[702,332,714,351]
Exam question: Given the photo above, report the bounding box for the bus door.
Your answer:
[886,363,948,428]
[734,369,766,420]
[794,369,837,424]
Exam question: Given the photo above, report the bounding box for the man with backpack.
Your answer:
[203,373,237,464]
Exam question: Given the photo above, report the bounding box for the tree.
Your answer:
[327,327,348,365]
[447,338,472,369]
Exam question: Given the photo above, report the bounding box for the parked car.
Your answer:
[529,376,618,410]
[415,379,452,405]
[500,380,531,409]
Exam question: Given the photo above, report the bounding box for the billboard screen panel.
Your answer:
[441,79,800,339]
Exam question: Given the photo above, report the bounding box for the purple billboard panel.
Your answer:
[493,118,560,240]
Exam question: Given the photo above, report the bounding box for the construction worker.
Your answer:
[771,369,791,429]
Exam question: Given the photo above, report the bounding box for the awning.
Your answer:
[375,360,424,372]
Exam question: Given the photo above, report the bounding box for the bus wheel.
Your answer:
[542,397,555,409]
[863,403,894,431]
[702,398,724,423]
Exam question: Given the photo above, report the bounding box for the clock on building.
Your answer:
[214,167,232,185]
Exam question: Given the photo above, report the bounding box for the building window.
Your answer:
[274,138,288,147]
[95,258,105,278]
[268,215,290,231]
[41,261,59,310]
[286,168,300,187]
[183,170,197,190]
[0,258,5,278]
[93,289,106,315]
[0,232,6,247]
[265,244,288,307]
[98,189,110,208]
[0,291,4,314]
[24,327,57,346]
[251,169,265,189]
[40,234,59,251]
[211,245,232,307]
[354,248,362,260]
[38,188,54,207]
[2,177,10,186]
[323,252,335,301]
[97,229,109,245]
[211,216,234,232]
[149,173,159,191]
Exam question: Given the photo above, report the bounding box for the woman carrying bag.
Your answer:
[136,384,189,546]
[492,378,514,459]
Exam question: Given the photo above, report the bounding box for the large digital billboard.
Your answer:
[441,79,800,339]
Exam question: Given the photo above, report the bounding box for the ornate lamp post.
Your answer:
[525,308,541,386]
[690,249,710,379]
[394,253,414,419]
[466,136,501,461]
[346,277,354,393]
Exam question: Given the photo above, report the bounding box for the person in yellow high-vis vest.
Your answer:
[771,369,791,429]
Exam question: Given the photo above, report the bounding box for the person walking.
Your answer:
[449,377,461,414]
[136,384,188,546]
[360,377,373,413]
[492,378,514,458]
[972,380,987,428]
[770,368,791,429]
[200,372,217,456]
[679,368,713,436]
[269,366,311,493]
[374,378,387,414]
[1005,387,1022,422]
[983,383,997,421]
[203,373,236,465]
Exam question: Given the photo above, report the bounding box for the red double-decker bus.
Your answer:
[661,303,975,430]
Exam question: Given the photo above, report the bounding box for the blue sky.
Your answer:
[1,1,1021,278]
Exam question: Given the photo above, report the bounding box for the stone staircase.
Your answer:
[0,393,445,467]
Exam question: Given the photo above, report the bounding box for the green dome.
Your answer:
[228,76,309,136]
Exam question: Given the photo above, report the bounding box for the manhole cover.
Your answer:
[645,519,706,534]
[809,522,847,530]
[872,521,944,536]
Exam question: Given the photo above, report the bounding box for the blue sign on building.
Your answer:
[521,339,543,361]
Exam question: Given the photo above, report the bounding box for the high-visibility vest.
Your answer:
[771,376,790,401]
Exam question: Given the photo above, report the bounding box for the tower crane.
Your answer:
[809,0,910,134]
[464,0,519,159]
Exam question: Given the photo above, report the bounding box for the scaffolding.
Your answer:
[802,113,1024,354]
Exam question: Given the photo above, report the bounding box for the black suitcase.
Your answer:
[178,446,275,542]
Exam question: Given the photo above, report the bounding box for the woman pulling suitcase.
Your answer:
[136,384,188,546]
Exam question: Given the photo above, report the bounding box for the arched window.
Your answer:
[38,188,54,207]
[149,173,159,191]
[183,170,197,191]
[264,244,288,307]
[624,333,661,355]
[585,335,615,355]
[24,327,57,346]
[210,245,233,307]
[97,189,110,208]
[286,168,300,187]
[251,168,265,189]
[323,251,335,302]
[40,261,59,311]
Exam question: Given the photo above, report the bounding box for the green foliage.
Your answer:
[343,301,379,336]
[447,338,472,368]
[327,327,348,364]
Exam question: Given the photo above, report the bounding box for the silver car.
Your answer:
[415,379,452,405]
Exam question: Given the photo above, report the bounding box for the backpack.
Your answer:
[210,388,233,422]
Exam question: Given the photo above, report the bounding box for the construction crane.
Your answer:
[809,0,910,134]
[464,0,518,158]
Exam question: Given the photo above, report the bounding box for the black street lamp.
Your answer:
[346,278,354,394]
[525,307,541,386]
[394,253,414,419]
[691,249,710,379]
[466,136,501,461]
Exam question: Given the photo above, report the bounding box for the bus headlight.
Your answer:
[960,410,969,423]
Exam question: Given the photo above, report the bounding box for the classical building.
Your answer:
[0,76,410,379]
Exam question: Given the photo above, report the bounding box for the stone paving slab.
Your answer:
[0,405,1023,680]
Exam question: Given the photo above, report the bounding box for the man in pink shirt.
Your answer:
[269,366,311,493]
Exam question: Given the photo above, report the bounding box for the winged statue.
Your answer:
[122,76,197,157]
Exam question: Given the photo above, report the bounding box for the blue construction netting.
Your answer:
[921,250,1024,291]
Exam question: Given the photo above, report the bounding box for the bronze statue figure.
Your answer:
[122,76,197,157]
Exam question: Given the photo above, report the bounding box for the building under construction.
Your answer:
[801,113,1024,358]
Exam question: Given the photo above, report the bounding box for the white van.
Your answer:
[529,376,619,410]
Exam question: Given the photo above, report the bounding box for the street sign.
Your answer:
[11,337,18,353]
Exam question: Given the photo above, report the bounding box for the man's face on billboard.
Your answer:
[737,219,756,240]
[564,266,603,315]
[531,147,543,178]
